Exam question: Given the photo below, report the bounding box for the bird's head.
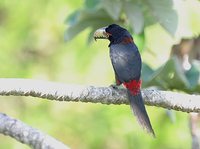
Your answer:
[94,24,133,45]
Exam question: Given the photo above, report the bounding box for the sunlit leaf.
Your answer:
[65,10,80,26]
[141,63,154,86]
[64,21,89,41]
[133,32,145,52]
[144,0,178,36]
[87,28,97,44]
[124,1,144,34]
[65,9,114,41]
[100,0,122,20]
[185,60,200,88]
[84,0,101,10]
[147,57,190,90]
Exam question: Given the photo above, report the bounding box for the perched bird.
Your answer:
[94,24,155,136]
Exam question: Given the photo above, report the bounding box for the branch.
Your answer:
[0,78,200,112]
[0,112,70,149]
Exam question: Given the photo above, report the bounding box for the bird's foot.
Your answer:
[109,84,120,90]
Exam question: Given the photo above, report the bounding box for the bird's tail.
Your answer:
[127,90,155,137]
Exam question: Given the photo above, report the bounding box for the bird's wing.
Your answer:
[110,43,141,82]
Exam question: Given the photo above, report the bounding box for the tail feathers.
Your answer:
[128,90,155,137]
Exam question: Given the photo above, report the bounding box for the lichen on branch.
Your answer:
[0,78,200,113]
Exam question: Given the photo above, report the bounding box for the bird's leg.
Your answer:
[110,83,121,89]
[110,76,122,89]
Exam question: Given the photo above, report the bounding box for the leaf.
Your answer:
[64,21,89,41]
[87,28,97,44]
[65,10,80,26]
[146,57,190,90]
[124,1,144,34]
[133,33,145,52]
[84,0,101,10]
[185,60,200,88]
[141,63,154,86]
[143,57,200,93]
[65,9,115,41]
[100,0,122,20]
[144,0,178,36]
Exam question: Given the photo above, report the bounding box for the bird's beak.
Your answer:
[93,27,110,41]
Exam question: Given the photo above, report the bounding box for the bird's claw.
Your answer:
[109,84,120,90]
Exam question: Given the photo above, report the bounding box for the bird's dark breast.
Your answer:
[110,43,141,82]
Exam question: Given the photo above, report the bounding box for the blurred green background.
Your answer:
[0,0,200,148]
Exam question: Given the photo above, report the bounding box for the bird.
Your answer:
[93,24,155,136]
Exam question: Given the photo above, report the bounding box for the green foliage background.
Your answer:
[0,0,200,148]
